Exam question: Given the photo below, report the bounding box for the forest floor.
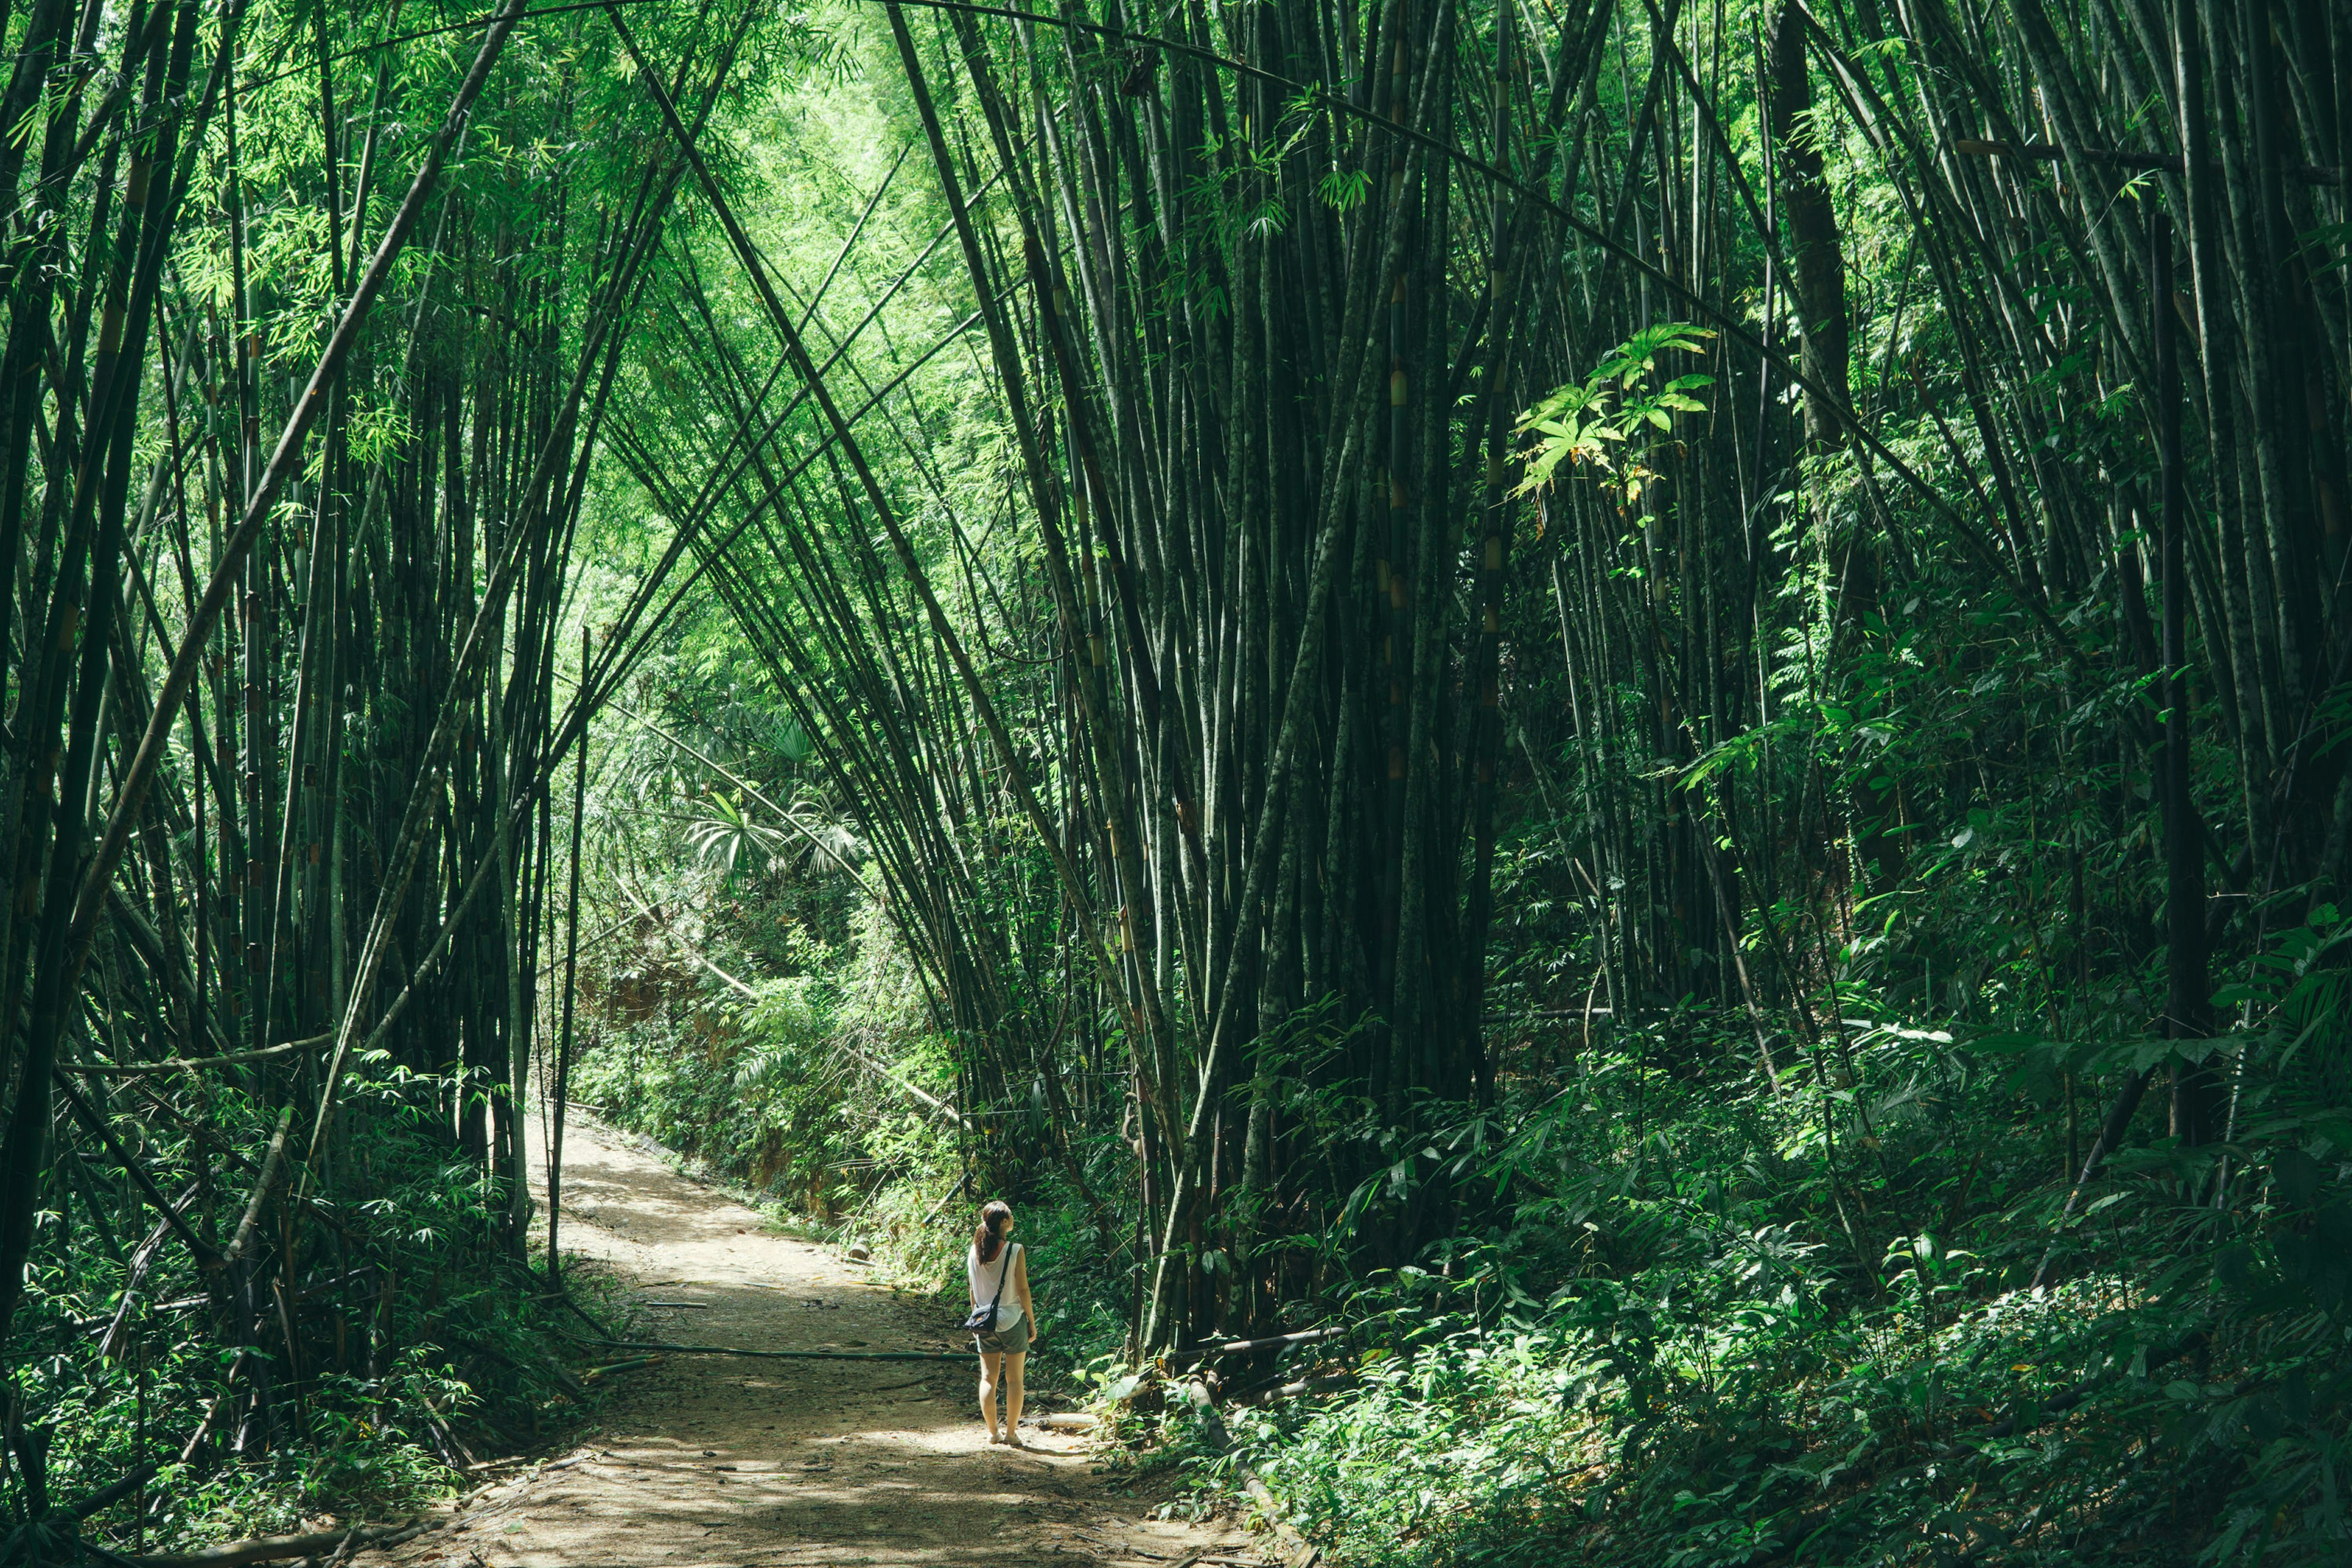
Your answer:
[380,1110,1257,1568]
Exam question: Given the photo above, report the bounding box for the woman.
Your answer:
[968,1199,1036,1446]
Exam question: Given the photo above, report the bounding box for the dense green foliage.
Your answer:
[1216,995,2352,1565]
[0,0,809,1549]
[553,0,2352,1559]
[7,0,2352,1558]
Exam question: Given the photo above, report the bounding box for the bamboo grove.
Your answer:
[643,0,2352,1361]
[4,0,2352,1548]
[0,0,831,1531]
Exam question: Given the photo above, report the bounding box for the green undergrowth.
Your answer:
[578,1017,1143,1385]
[570,974,856,1215]
[574,925,1144,1385]
[573,892,2352,1567]
[7,1091,603,1561]
[1199,1001,2352,1568]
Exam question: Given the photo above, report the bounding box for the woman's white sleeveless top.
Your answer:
[967,1242,1023,1330]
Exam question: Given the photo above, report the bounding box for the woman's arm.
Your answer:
[1014,1248,1036,1329]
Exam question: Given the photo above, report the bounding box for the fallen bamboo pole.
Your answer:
[580,1355,663,1379]
[1178,1381,1322,1567]
[1165,1327,1344,1363]
[68,1036,334,1076]
[118,1519,440,1568]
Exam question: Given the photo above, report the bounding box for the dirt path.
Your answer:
[390,1112,1257,1568]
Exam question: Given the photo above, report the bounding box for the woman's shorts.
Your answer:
[973,1313,1032,1355]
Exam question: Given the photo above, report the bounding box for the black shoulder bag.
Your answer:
[962,1243,1016,1334]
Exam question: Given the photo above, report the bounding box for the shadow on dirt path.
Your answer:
[386,1110,1265,1568]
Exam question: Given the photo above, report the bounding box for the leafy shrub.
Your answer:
[1216,976,2352,1568]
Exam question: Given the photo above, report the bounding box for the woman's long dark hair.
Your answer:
[974,1200,1012,1265]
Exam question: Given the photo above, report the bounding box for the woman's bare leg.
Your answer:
[978,1349,1002,1441]
[1003,1352,1026,1445]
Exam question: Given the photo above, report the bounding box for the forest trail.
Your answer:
[385,1111,1254,1568]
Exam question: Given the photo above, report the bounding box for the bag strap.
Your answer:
[988,1243,1016,1310]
